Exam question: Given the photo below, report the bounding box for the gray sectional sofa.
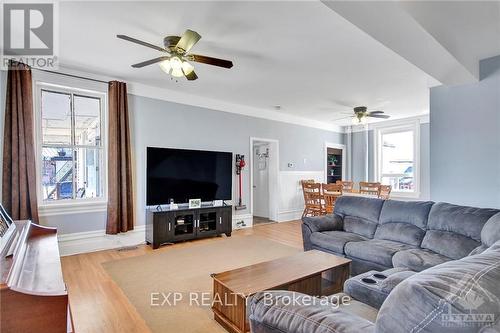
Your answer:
[302,196,500,275]
[248,197,500,333]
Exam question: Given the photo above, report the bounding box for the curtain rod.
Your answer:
[34,68,110,84]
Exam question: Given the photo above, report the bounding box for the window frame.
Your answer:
[374,119,420,198]
[33,74,108,216]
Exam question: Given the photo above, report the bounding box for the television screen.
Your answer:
[146,147,233,206]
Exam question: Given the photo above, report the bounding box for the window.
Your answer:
[35,81,106,208]
[375,121,419,197]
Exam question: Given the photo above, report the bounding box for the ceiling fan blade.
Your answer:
[117,35,167,53]
[368,114,391,119]
[369,110,385,115]
[131,56,170,68]
[185,70,198,81]
[189,54,233,68]
[176,30,201,53]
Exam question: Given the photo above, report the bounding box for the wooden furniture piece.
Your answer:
[359,182,381,196]
[321,183,343,214]
[336,180,354,193]
[146,205,232,249]
[212,250,351,333]
[326,147,343,184]
[301,182,324,217]
[378,185,392,199]
[0,208,73,333]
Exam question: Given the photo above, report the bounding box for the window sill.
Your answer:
[38,200,107,217]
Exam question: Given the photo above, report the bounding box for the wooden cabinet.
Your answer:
[146,206,232,249]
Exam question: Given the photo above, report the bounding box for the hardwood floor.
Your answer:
[61,220,302,333]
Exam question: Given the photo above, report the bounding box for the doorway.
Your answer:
[250,138,279,225]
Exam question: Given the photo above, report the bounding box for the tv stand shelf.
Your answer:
[146,206,232,249]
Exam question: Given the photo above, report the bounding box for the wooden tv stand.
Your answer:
[146,205,232,249]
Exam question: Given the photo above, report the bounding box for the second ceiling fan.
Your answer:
[335,106,391,124]
[117,29,233,81]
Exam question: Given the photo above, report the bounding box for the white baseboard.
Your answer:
[58,225,146,256]
[58,214,254,256]
[277,209,303,222]
[233,214,253,229]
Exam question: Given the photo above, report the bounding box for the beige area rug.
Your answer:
[102,236,301,333]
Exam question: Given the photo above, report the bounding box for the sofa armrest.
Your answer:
[248,291,375,333]
[302,214,343,233]
[344,268,416,309]
[302,214,343,251]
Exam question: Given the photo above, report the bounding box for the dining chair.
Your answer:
[336,180,354,193]
[300,179,316,208]
[378,185,392,200]
[301,182,324,218]
[322,183,343,214]
[359,182,381,196]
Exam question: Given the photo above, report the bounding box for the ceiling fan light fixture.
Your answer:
[170,56,182,70]
[159,59,171,74]
[171,67,184,78]
[352,116,365,125]
[169,56,184,77]
[182,61,194,75]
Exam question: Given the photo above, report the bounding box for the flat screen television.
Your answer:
[146,147,233,206]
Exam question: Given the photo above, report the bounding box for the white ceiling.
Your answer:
[55,1,497,128]
[399,1,500,80]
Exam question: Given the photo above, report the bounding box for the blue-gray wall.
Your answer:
[430,55,500,208]
[0,79,343,233]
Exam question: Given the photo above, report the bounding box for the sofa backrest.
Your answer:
[421,202,500,260]
[334,196,384,238]
[374,200,434,246]
[375,240,500,333]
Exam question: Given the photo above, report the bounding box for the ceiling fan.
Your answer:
[334,106,390,124]
[117,29,233,81]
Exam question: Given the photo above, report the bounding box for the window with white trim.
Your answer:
[35,82,107,205]
[375,121,419,196]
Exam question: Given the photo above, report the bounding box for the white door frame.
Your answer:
[250,137,280,222]
[324,142,346,183]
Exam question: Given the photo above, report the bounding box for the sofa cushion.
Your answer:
[344,239,415,267]
[481,212,500,247]
[421,202,500,259]
[374,200,433,246]
[392,248,451,272]
[310,231,367,255]
[334,196,384,238]
[376,240,500,333]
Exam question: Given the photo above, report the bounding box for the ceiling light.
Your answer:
[352,116,365,125]
[170,56,182,70]
[182,61,194,75]
[169,56,184,77]
[171,68,184,77]
[159,59,171,74]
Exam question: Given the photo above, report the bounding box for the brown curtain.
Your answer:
[2,61,39,222]
[106,81,134,234]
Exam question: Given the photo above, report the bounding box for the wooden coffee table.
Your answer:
[211,250,351,333]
